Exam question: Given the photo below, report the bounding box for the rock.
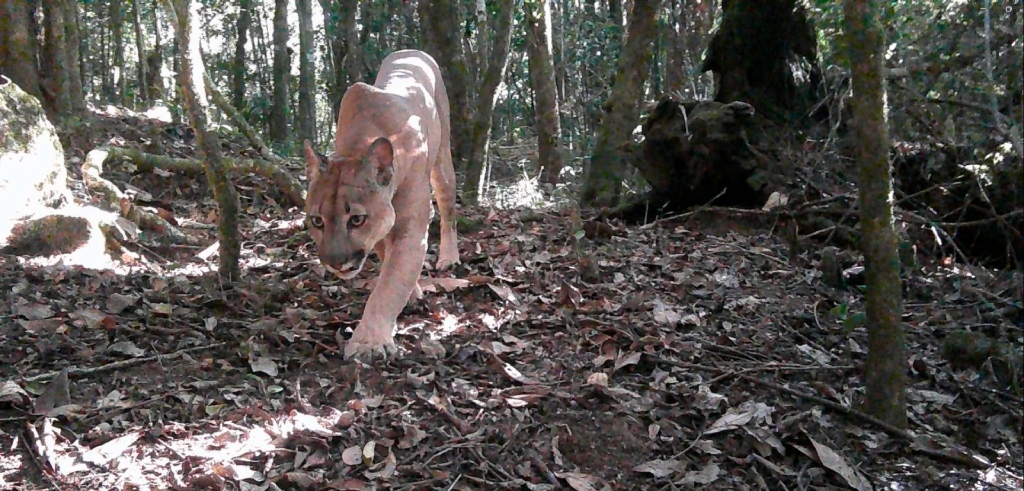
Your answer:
[0,75,71,229]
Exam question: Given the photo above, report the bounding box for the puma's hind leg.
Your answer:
[431,88,460,271]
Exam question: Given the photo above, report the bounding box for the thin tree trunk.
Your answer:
[233,0,251,110]
[111,0,125,104]
[160,0,242,282]
[42,0,72,115]
[525,0,564,184]
[269,0,290,144]
[78,1,90,97]
[296,0,316,142]
[580,0,661,207]
[0,0,43,98]
[463,0,516,204]
[63,0,85,112]
[843,0,907,429]
[132,0,147,106]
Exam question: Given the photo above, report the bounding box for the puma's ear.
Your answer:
[303,139,327,182]
[368,137,394,187]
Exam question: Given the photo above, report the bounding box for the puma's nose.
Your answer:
[324,250,366,278]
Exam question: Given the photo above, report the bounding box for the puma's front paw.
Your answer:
[344,320,398,360]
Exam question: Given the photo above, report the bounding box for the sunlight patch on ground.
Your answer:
[397,306,518,342]
[482,173,576,211]
[0,451,26,489]
[87,101,173,123]
[10,409,351,489]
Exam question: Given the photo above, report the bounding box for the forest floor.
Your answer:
[0,111,1022,491]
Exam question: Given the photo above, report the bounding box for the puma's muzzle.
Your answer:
[320,249,366,279]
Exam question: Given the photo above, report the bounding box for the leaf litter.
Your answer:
[0,114,1021,491]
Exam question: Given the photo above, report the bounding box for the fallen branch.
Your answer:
[82,147,205,246]
[23,343,226,384]
[204,73,281,164]
[96,145,305,208]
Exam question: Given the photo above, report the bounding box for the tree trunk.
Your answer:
[42,0,72,116]
[147,1,165,101]
[843,0,907,430]
[132,0,147,107]
[463,0,515,204]
[60,0,84,113]
[232,0,251,110]
[525,0,564,185]
[0,0,43,99]
[160,0,242,282]
[295,0,316,143]
[111,0,126,104]
[318,0,357,124]
[701,0,820,124]
[580,0,661,207]
[269,0,291,145]
[418,0,473,170]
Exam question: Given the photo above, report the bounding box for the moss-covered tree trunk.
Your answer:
[161,0,242,282]
[580,0,661,207]
[42,0,72,115]
[0,0,43,99]
[418,0,473,169]
[525,0,565,185]
[843,0,907,429]
[463,0,515,204]
[296,0,316,143]
[269,0,291,145]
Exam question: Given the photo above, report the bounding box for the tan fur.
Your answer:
[303,50,460,360]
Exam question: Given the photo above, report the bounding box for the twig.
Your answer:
[22,343,226,383]
[734,373,991,470]
[654,354,991,469]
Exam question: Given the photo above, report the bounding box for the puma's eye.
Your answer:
[308,216,324,229]
[349,214,366,228]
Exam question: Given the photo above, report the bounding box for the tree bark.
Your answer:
[0,0,43,99]
[525,0,565,185]
[296,0,316,143]
[63,0,85,112]
[701,0,820,124]
[42,0,72,115]
[232,0,251,110]
[843,0,907,429]
[418,0,473,170]
[463,0,515,204]
[131,0,147,107]
[111,0,126,104]
[160,0,242,282]
[269,0,291,144]
[580,0,661,207]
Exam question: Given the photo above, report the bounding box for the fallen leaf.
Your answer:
[106,293,139,313]
[633,459,682,478]
[107,341,145,357]
[679,463,720,485]
[808,436,872,491]
[249,356,278,376]
[342,446,362,466]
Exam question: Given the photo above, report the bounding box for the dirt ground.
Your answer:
[0,114,1021,491]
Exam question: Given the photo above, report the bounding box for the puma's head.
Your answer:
[303,137,396,279]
